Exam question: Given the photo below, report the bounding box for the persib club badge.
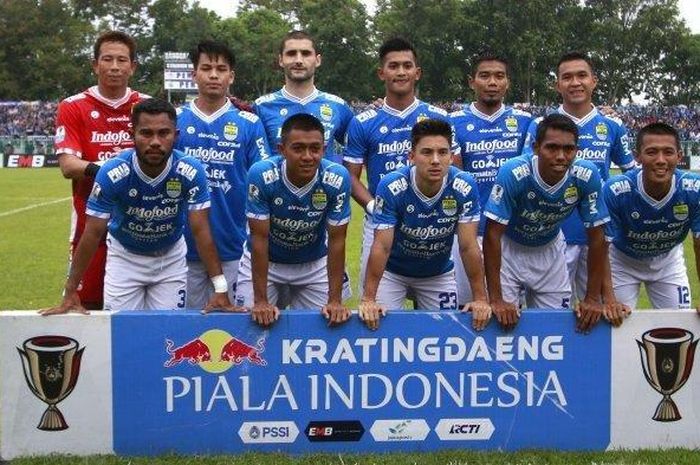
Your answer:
[595,122,608,141]
[320,104,333,121]
[223,122,238,141]
[564,186,578,204]
[312,190,328,210]
[166,179,182,198]
[416,113,429,123]
[442,197,457,216]
[673,203,689,221]
[505,116,518,132]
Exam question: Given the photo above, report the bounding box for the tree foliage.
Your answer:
[0,0,697,104]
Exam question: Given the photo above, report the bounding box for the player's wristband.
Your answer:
[211,274,228,294]
[84,162,100,178]
[365,200,375,216]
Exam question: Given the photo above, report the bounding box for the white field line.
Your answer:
[0,197,71,218]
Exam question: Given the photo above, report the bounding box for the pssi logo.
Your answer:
[164,329,267,373]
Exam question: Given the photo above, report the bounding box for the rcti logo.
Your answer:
[164,329,266,373]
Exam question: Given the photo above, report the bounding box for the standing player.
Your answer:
[523,52,635,304]
[343,37,453,297]
[175,40,271,308]
[359,119,490,331]
[254,30,353,163]
[450,53,532,305]
[41,99,235,313]
[604,122,700,312]
[54,31,148,309]
[237,114,351,327]
[483,114,611,332]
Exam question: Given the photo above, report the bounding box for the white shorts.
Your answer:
[104,234,187,311]
[610,243,690,310]
[452,235,483,306]
[186,259,239,308]
[376,270,457,311]
[501,233,571,309]
[565,244,588,303]
[358,214,375,299]
[235,249,351,309]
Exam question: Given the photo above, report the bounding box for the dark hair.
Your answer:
[379,37,417,64]
[131,98,177,128]
[411,118,452,147]
[535,114,579,146]
[556,51,595,77]
[279,30,318,55]
[636,122,681,154]
[93,31,136,62]
[190,40,235,69]
[471,52,509,77]
[280,113,324,144]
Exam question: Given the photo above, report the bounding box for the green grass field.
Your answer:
[1,169,699,464]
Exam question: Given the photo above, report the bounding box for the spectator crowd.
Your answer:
[2,100,699,141]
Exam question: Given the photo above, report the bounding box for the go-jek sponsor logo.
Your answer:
[435,418,495,441]
[164,329,267,372]
[369,419,430,442]
[238,421,299,444]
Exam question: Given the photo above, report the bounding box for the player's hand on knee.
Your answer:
[201,293,247,314]
[39,292,89,316]
[462,300,492,331]
[575,298,603,333]
[492,299,518,331]
[322,301,351,326]
[603,300,630,327]
[251,301,279,327]
[358,298,385,331]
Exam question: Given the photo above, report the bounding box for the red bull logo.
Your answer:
[164,329,266,373]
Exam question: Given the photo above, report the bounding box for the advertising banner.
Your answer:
[610,310,700,449]
[0,311,114,460]
[112,310,610,455]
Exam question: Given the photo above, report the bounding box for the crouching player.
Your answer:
[604,122,700,314]
[237,114,352,327]
[41,99,236,313]
[483,114,615,331]
[359,119,491,331]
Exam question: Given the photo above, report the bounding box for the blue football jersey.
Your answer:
[245,156,351,264]
[343,99,453,197]
[373,165,480,278]
[484,155,609,247]
[86,149,210,254]
[175,100,271,262]
[451,103,532,235]
[253,87,353,163]
[604,168,700,259]
[523,106,635,245]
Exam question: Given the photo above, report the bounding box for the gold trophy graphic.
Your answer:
[17,335,85,431]
[637,327,697,422]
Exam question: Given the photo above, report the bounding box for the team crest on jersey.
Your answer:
[416,113,429,123]
[320,104,333,121]
[442,197,457,216]
[55,125,66,143]
[505,116,518,132]
[490,184,504,204]
[223,122,238,141]
[595,122,608,141]
[564,186,579,204]
[89,182,102,200]
[166,179,182,198]
[673,204,689,221]
[312,190,327,210]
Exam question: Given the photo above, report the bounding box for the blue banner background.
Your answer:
[112,310,610,455]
